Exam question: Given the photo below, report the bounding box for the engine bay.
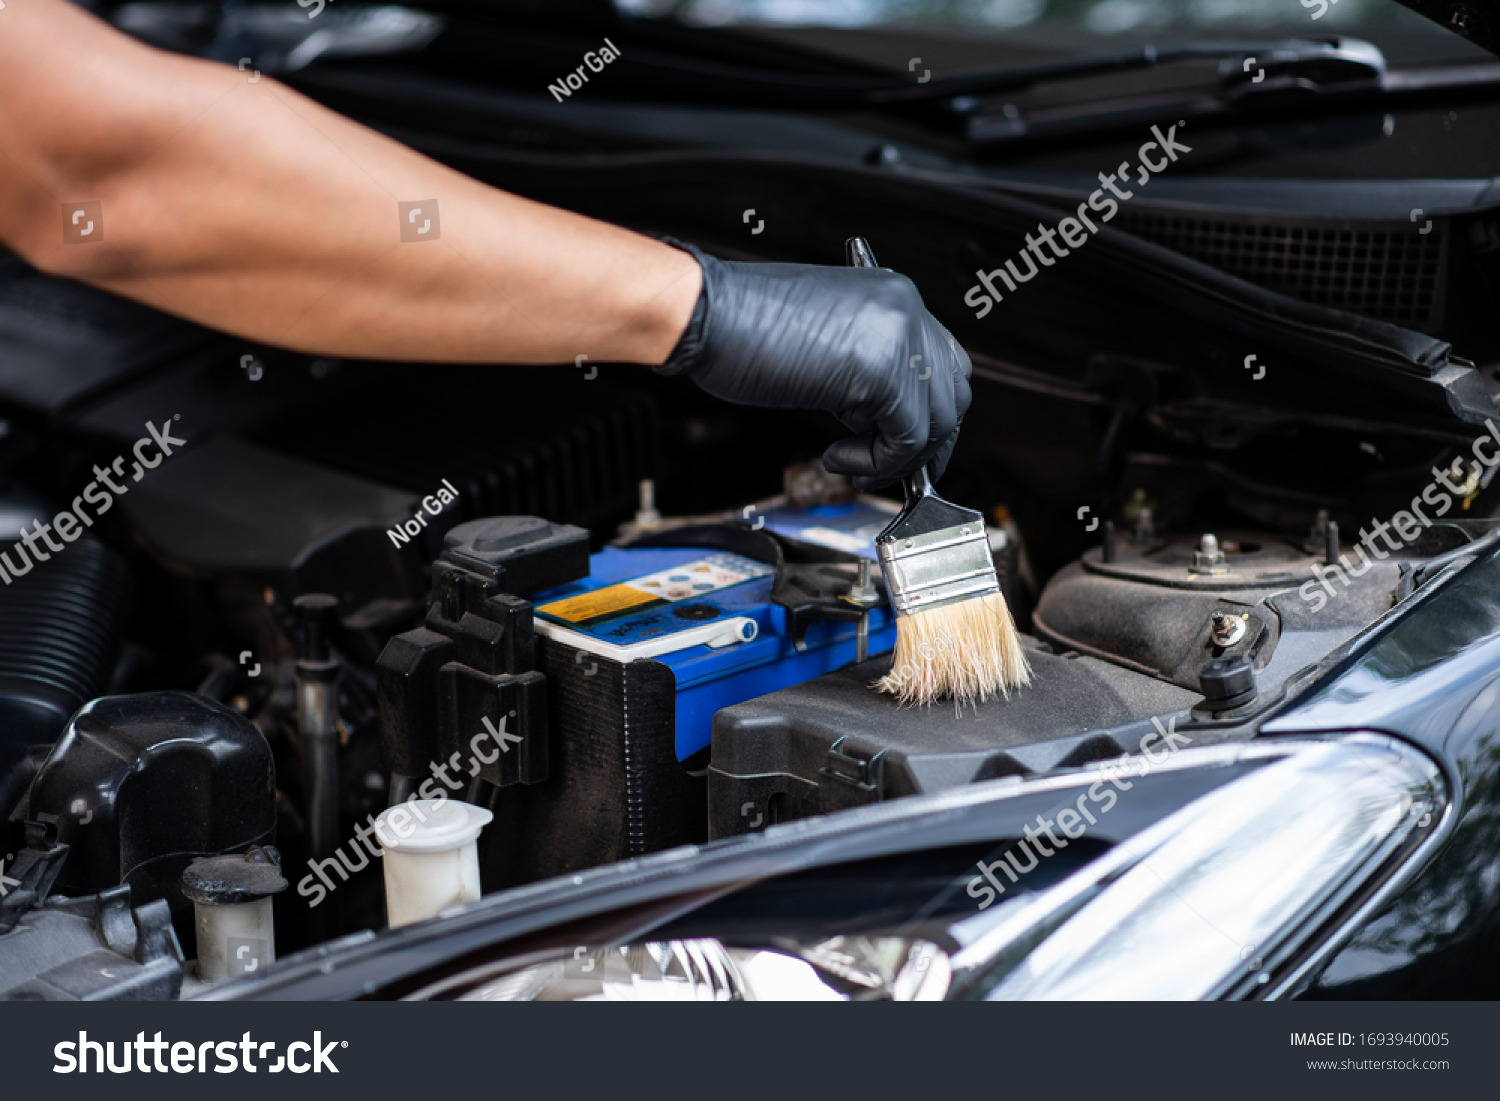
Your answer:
[2,82,1498,994]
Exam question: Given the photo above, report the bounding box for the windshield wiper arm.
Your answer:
[964,38,1388,145]
[862,37,1382,107]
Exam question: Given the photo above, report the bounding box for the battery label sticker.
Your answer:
[538,554,773,627]
[623,555,771,601]
[537,584,658,625]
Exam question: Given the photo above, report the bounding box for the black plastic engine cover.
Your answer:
[27,692,276,914]
[708,647,1200,839]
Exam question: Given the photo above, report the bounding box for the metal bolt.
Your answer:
[1305,509,1329,555]
[1191,533,1228,574]
[843,559,880,607]
[1210,611,1247,647]
[635,479,661,528]
[855,560,872,663]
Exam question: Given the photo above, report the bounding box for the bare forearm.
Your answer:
[0,0,699,365]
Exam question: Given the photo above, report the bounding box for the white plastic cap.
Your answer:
[375,799,492,855]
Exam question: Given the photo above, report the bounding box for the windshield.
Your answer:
[617,0,1493,66]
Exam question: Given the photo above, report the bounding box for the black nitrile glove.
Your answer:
[658,242,972,491]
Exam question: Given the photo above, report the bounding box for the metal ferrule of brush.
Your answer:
[875,469,1000,617]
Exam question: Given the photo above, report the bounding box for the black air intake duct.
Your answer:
[0,527,133,796]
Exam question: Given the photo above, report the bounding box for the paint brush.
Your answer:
[844,236,1031,705]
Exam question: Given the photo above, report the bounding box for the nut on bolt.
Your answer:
[1191,533,1227,575]
[1210,611,1248,647]
[842,559,881,607]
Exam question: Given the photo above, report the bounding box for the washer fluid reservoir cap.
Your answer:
[375,799,493,854]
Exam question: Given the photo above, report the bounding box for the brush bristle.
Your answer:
[875,591,1031,707]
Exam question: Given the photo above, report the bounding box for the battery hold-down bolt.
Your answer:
[843,559,882,664]
[1209,611,1248,648]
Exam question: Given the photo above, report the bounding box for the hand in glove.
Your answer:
[658,242,972,491]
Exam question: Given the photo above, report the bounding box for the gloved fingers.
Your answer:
[822,430,884,485]
[823,421,957,492]
[932,319,973,380]
[912,323,970,486]
[832,406,876,437]
[825,427,937,492]
[931,347,970,486]
[851,323,960,486]
[924,426,961,485]
[916,328,960,461]
[828,435,930,495]
[827,335,963,489]
[662,247,976,490]
[868,390,936,486]
[945,331,974,423]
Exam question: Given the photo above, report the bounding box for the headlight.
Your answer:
[950,733,1448,1000]
[423,733,1447,1002]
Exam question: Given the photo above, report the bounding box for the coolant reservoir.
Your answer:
[375,799,492,927]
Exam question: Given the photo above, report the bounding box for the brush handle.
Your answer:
[904,466,936,508]
[844,236,939,505]
[846,235,876,270]
[844,235,879,269]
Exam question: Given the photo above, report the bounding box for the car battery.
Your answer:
[483,515,898,889]
[530,538,898,764]
[752,496,899,558]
